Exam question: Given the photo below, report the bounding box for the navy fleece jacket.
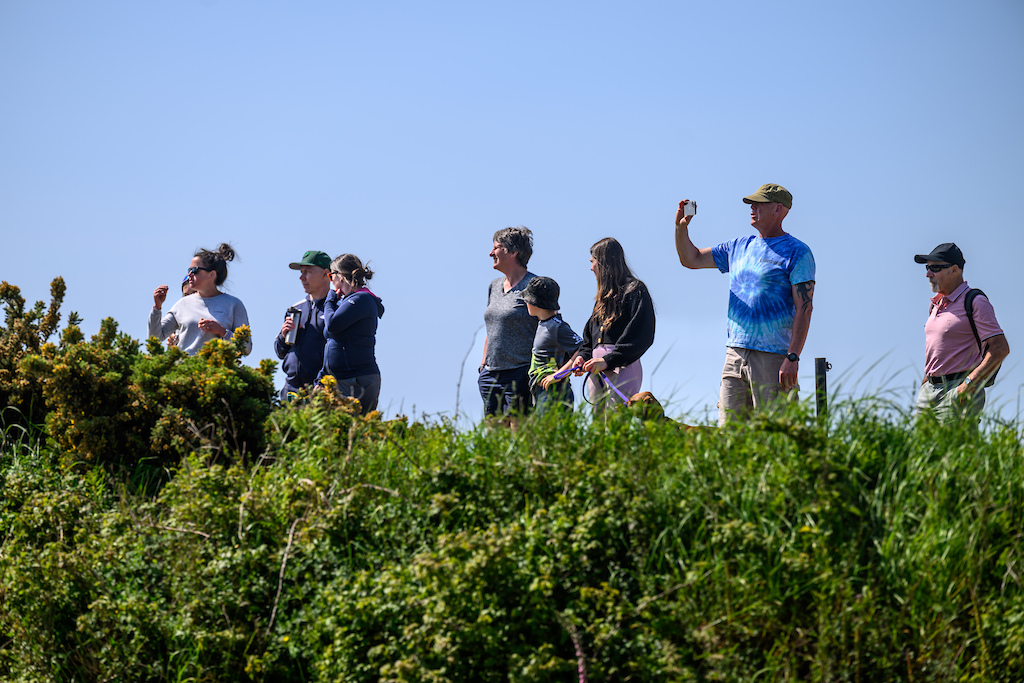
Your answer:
[318,288,385,381]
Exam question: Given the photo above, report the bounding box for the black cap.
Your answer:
[522,276,560,311]
[914,243,965,269]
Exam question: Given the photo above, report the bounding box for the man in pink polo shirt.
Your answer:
[914,243,1010,423]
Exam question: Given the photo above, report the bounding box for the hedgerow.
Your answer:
[1,282,1023,681]
[3,401,1023,682]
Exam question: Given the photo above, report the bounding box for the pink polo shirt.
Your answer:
[924,282,1004,376]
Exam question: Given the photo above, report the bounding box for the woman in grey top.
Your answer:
[478,226,537,416]
[149,243,252,356]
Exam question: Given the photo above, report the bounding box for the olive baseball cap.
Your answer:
[522,276,560,311]
[289,250,332,270]
[914,242,965,269]
[743,183,793,209]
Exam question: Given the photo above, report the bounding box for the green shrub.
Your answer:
[0,448,110,681]
[20,322,276,472]
[0,278,67,431]
[1,398,1022,681]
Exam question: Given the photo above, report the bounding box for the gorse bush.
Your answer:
[2,398,1023,682]
[0,278,67,429]
[19,320,275,472]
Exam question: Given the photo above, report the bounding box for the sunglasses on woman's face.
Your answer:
[187,266,215,276]
[924,264,955,273]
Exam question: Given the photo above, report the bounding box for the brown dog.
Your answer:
[626,391,669,420]
[626,391,709,431]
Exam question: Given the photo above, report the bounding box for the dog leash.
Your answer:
[553,366,574,380]
[598,371,631,404]
[551,366,630,405]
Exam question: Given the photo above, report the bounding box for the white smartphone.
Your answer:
[683,200,697,217]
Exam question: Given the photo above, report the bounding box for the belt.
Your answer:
[926,371,968,385]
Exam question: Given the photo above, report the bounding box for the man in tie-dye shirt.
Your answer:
[674,183,815,425]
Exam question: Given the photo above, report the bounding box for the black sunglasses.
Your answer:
[925,264,956,273]
[187,266,215,276]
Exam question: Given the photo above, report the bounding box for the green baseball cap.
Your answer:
[743,183,793,209]
[289,250,332,270]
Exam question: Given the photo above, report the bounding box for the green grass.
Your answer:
[1,398,1022,682]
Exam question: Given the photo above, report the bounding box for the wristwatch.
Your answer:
[786,352,800,362]
[962,376,973,386]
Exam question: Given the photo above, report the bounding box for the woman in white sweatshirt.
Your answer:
[148,243,251,355]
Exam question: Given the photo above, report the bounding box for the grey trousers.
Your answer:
[915,380,985,424]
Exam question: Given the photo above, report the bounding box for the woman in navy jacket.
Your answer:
[317,254,385,414]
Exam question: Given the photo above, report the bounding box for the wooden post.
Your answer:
[815,357,831,427]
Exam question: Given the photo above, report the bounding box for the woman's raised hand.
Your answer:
[153,285,169,308]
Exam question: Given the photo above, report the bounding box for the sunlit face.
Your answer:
[749,201,778,230]
[489,242,518,272]
[299,265,328,295]
[589,255,598,278]
[187,257,217,292]
[330,269,353,296]
[925,261,960,295]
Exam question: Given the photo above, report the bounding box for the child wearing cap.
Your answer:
[522,276,584,414]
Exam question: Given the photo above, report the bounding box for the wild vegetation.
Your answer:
[1,281,1022,682]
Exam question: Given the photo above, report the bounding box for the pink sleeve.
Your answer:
[972,295,1004,341]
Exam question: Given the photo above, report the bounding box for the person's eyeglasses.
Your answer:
[925,264,955,273]
[187,266,215,276]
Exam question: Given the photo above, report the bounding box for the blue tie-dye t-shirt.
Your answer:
[711,234,815,355]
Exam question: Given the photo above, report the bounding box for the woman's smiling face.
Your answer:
[489,242,519,273]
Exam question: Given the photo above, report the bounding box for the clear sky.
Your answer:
[2,0,1022,425]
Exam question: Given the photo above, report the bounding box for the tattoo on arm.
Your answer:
[795,281,814,313]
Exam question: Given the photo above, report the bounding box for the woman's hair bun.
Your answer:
[217,243,236,262]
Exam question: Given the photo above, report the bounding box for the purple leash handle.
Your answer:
[599,371,631,404]
[553,366,575,380]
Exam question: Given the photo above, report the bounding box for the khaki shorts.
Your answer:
[718,347,796,426]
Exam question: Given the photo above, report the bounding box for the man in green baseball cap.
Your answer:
[673,183,815,425]
[274,250,332,400]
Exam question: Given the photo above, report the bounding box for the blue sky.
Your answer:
[2,0,1022,424]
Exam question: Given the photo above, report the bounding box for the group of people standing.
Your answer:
[149,247,384,415]
[145,182,1010,425]
[479,183,813,425]
[480,182,1010,426]
[478,228,655,417]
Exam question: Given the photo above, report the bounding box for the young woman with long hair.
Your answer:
[567,237,655,410]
